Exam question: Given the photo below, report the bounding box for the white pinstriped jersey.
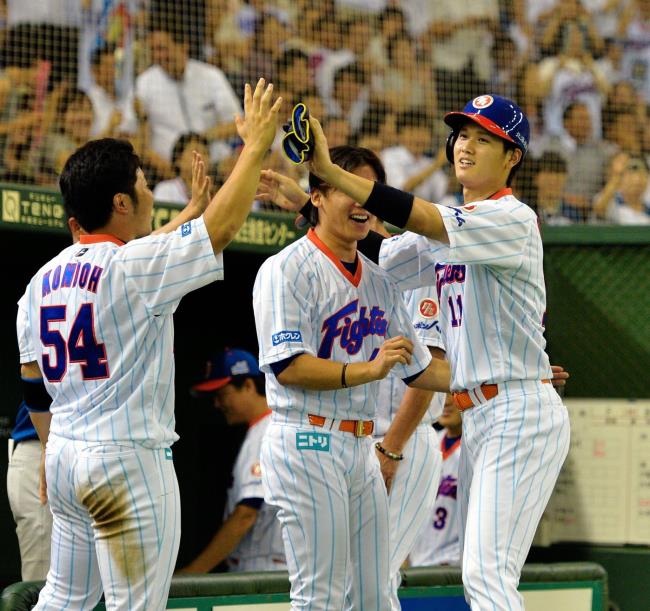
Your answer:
[20,216,223,448]
[17,295,36,364]
[379,189,552,392]
[409,429,461,567]
[253,229,432,422]
[374,285,445,436]
[225,411,285,570]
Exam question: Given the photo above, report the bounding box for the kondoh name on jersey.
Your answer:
[42,261,104,297]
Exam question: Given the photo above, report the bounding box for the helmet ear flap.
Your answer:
[446,131,457,164]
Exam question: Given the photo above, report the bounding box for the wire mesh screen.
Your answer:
[1,0,650,224]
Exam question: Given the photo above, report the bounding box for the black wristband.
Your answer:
[363,182,414,228]
[341,362,348,388]
[22,377,52,412]
[357,230,385,264]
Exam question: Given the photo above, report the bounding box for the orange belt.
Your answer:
[452,380,551,412]
[308,414,374,437]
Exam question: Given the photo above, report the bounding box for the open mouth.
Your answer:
[458,159,475,169]
[349,213,369,224]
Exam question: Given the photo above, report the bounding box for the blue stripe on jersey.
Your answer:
[314,449,335,609]
[126,252,217,278]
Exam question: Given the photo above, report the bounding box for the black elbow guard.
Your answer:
[22,377,52,412]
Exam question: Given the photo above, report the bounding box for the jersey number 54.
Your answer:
[40,303,109,382]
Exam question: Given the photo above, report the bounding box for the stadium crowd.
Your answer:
[0,0,649,225]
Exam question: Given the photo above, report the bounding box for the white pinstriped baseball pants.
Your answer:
[261,420,391,611]
[458,381,570,611]
[374,423,442,611]
[34,435,180,611]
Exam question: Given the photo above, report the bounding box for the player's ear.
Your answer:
[508,148,522,168]
[113,192,132,216]
[311,188,323,209]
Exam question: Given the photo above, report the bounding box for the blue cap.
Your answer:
[192,349,260,393]
[444,94,529,155]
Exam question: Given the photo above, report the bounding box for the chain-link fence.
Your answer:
[0,0,649,226]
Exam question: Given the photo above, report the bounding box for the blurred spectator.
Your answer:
[596,36,627,84]
[580,0,629,40]
[275,49,314,109]
[369,5,409,68]
[424,0,499,113]
[204,0,250,82]
[490,30,526,102]
[539,0,604,58]
[135,27,241,164]
[180,349,286,573]
[355,101,396,153]
[296,87,326,122]
[34,87,93,183]
[536,21,610,139]
[313,16,375,104]
[381,109,448,202]
[86,43,137,138]
[324,62,370,133]
[240,12,290,91]
[153,132,210,204]
[521,152,582,224]
[592,152,650,223]
[4,1,80,84]
[619,0,650,103]
[509,0,560,54]
[374,32,436,113]
[322,115,352,148]
[604,109,643,154]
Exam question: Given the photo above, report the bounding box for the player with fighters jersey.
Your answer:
[20,79,281,611]
[253,146,451,611]
[410,394,462,568]
[180,349,285,573]
[304,95,570,611]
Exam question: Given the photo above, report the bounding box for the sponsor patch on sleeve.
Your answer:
[181,222,192,237]
[272,330,302,346]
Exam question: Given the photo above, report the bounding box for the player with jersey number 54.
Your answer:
[20,78,281,611]
[304,94,571,611]
[253,145,453,611]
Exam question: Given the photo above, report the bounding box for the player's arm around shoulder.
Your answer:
[202,79,282,254]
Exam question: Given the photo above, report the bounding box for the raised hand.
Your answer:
[235,78,282,153]
[371,336,414,380]
[257,169,309,212]
[189,150,212,214]
[307,116,335,180]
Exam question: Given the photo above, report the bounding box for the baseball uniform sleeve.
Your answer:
[233,446,265,505]
[379,231,447,292]
[117,216,224,315]
[386,281,433,379]
[433,200,534,268]
[403,286,445,350]
[16,293,36,364]
[253,254,317,373]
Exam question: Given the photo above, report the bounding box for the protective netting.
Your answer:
[1,0,650,225]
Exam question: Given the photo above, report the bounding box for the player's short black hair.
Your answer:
[171,131,209,174]
[59,138,141,233]
[229,374,266,396]
[308,146,386,225]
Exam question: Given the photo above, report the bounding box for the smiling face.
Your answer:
[313,164,379,249]
[453,122,521,198]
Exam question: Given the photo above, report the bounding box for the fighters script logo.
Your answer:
[435,264,466,300]
[318,299,388,358]
[437,475,457,499]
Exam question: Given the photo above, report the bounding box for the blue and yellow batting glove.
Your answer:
[281,103,314,165]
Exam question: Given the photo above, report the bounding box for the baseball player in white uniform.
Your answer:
[180,349,285,573]
[373,285,445,610]
[253,146,451,611]
[304,95,571,611]
[409,394,462,568]
[20,79,281,611]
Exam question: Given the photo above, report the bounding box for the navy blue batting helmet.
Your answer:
[444,94,529,163]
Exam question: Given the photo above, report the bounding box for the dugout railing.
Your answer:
[0,563,608,610]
